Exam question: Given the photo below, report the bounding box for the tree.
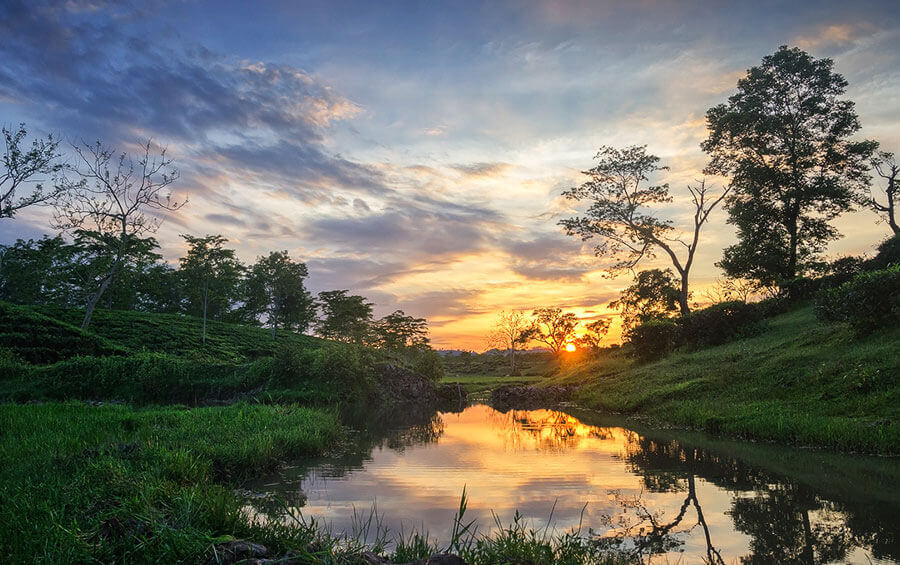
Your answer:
[560,146,728,315]
[178,234,244,344]
[869,151,898,234]
[610,268,681,331]
[244,251,315,338]
[1,124,63,220]
[703,45,877,285]
[487,310,532,375]
[52,140,184,329]
[373,310,429,350]
[529,307,578,356]
[316,290,373,344]
[0,235,79,305]
[576,319,611,353]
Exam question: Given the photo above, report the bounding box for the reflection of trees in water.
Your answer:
[491,408,629,452]
[618,434,898,564]
[596,448,725,564]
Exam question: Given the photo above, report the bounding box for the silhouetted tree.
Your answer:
[610,268,681,331]
[561,146,727,315]
[703,46,877,285]
[487,310,532,374]
[0,235,78,305]
[244,251,315,338]
[178,234,244,344]
[529,307,578,355]
[316,290,373,344]
[870,151,898,234]
[1,124,63,220]
[576,318,611,353]
[52,140,184,330]
[373,309,429,349]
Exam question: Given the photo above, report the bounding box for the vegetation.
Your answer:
[552,305,900,453]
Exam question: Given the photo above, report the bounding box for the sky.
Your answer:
[2,0,899,349]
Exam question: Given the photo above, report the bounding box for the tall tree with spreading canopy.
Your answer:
[703,45,877,285]
[1,124,64,220]
[529,307,578,356]
[178,234,244,344]
[316,290,374,344]
[560,145,728,315]
[243,251,315,338]
[487,310,532,375]
[869,151,898,235]
[575,319,612,353]
[373,310,430,350]
[53,140,184,330]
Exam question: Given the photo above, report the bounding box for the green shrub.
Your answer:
[269,342,376,402]
[815,265,900,334]
[867,234,900,270]
[411,348,445,381]
[625,318,682,362]
[681,300,765,348]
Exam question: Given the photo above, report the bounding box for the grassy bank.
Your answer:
[552,306,900,453]
[440,374,543,394]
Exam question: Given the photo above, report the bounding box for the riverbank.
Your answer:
[550,306,900,454]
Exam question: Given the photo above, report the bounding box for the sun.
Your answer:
[565,343,576,352]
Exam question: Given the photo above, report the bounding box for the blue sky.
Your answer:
[2,0,899,347]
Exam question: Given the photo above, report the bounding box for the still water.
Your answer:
[246,404,899,564]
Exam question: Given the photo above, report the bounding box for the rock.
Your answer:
[373,362,438,404]
[400,554,468,565]
[436,382,468,410]
[208,540,269,565]
[490,384,579,411]
[361,551,393,564]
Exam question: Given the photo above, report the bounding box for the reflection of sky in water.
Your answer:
[246,405,897,564]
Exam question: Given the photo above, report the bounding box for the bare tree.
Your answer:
[560,145,730,315]
[703,277,759,304]
[487,310,532,375]
[53,140,184,330]
[529,307,578,356]
[870,151,898,234]
[1,123,64,220]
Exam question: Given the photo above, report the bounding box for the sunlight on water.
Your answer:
[245,404,899,564]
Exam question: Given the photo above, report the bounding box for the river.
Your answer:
[245,403,899,564]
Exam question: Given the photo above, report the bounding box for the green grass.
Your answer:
[552,306,900,453]
[440,374,544,394]
[0,402,342,563]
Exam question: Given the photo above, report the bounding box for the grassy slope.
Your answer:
[552,306,900,453]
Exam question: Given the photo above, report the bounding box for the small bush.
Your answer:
[269,342,376,402]
[681,300,765,348]
[778,277,822,302]
[625,318,681,362]
[867,234,900,270]
[815,265,900,334]
[411,348,445,381]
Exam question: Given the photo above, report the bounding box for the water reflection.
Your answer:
[245,405,899,564]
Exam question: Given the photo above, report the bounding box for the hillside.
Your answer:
[550,305,900,454]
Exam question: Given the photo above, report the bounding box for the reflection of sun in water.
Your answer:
[565,343,576,352]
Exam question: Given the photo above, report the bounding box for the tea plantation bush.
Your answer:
[815,265,900,334]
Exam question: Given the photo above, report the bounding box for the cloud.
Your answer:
[502,233,597,282]
[450,162,512,178]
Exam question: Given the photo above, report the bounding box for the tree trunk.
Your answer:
[679,272,691,315]
[888,179,898,234]
[81,264,119,331]
[510,345,516,375]
[201,283,208,345]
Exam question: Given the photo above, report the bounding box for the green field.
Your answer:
[551,305,900,454]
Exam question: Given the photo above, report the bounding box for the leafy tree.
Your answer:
[373,309,429,350]
[576,319,611,353]
[0,235,79,305]
[703,45,877,285]
[611,268,681,331]
[244,251,315,338]
[1,124,63,220]
[52,140,184,329]
[178,234,244,344]
[316,290,373,344]
[561,146,728,315]
[487,310,532,375]
[869,151,898,234]
[529,307,578,355]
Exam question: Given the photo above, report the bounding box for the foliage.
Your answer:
[0,235,81,306]
[576,319,612,353]
[868,234,900,270]
[815,266,900,334]
[268,342,377,403]
[372,309,429,349]
[610,269,680,331]
[409,348,445,381]
[316,289,373,344]
[487,310,533,374]
[529,307,578,355]
[624,318,682,362]
[704,46,877,285]
[680,300,765,348]
[178,234,245,325]
[0,123,64,219]
[243,251,316,334]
